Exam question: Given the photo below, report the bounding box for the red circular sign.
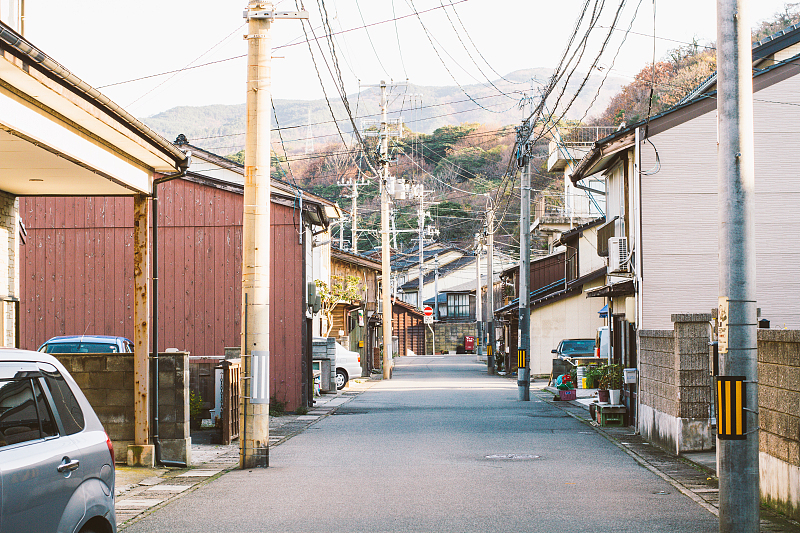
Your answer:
[423,306,433,317]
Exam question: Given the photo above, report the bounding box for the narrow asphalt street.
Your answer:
[124,355,720,532]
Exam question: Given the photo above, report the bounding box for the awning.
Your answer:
[585,279,635,298]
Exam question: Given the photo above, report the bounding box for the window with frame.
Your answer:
[0,378,58,447]
[447,293,470,318]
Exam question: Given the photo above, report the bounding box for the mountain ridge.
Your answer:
[141,67,626,156]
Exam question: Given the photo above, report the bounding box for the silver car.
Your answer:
[0,349,116,533]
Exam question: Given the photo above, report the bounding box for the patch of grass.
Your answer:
[269,396,287,417]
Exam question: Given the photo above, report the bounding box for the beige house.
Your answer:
[569,25,800,518]
[495,218,606,376]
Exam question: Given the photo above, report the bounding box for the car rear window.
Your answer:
[561,340,596,353]
[41,370,85,435]
[43,342,118,354]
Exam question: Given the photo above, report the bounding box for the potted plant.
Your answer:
[584,365,602,389]
[598,364,623,404]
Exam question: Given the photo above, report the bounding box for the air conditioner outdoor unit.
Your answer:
[608,237,630,273]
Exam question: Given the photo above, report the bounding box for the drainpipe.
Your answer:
[151,165,189,468]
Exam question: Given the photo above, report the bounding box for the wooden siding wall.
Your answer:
[392,306,424,356]
[511,252,566,296]
[20,179,306,409]
[21,197,136,349]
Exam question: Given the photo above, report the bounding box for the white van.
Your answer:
[595,326,610,362]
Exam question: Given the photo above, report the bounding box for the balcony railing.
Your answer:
[555,126,616,146]
[534,192,603,221]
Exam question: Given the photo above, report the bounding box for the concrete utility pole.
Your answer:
[517,124,531,401]
[716,1,758,531]
[434,255,440,320]
[475,235,483,361]
[418,186,425,309]
[240,2,307,469]
[486,205,496,375]
[379,80,393,379]
[352,171,358,253]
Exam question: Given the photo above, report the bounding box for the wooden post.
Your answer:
[130,193,154,466]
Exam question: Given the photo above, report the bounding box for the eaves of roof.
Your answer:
[570,52,800,184]
[678,22,800,105]
[332,246,382,271]
[0,21,187,171]
[495,267,606,315]
[183,142,336,208]
[392,298,425,316]
[552,217,606,246]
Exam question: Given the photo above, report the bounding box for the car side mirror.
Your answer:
[551,349,557,354]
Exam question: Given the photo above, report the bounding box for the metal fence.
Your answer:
[556,126,616,145]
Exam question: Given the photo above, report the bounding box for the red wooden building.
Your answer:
[20,142,337,411]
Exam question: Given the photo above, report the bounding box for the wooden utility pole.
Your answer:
[716,0,758,530]
[240,2,307,469]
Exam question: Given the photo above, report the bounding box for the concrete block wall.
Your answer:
[425,322,476,354]
[758,329,800,521]
[638,329,677,417]
[55,352,190,464]
[638,314,714,455]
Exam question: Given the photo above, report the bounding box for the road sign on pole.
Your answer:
[423,306,433,317]
[424,315,433,325]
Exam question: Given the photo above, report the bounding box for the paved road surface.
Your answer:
[124,355,719,532]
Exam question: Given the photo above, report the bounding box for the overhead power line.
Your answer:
[95,0,470,90]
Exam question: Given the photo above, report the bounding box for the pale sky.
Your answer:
[22,0,794,118]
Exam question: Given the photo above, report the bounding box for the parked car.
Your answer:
[334,342,362,390]
[551,339,597,362]
[38,335,134,354]
[0,349,116,533]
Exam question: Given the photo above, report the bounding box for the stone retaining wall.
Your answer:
[425,321,477,354]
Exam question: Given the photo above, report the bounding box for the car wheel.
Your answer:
[335,369,348,390]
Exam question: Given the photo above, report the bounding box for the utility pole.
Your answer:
[475,234,483,361]
[240,2,307,469]
[486,205,496,375]
[716,1,758,531]
[434,255,440,320]
[352,170,358,253]
[418,184,425,309]
[517,123,531,401]
[379,80,393,379]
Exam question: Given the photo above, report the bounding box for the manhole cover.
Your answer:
[485,453,541,460]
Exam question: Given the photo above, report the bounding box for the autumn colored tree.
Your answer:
[315,275,362,337]
[591,43,716,127]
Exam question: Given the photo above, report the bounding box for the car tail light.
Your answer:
[106,433,115,464]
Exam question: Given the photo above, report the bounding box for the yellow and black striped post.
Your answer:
[517,348,526,370]
[716,376,746,440]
